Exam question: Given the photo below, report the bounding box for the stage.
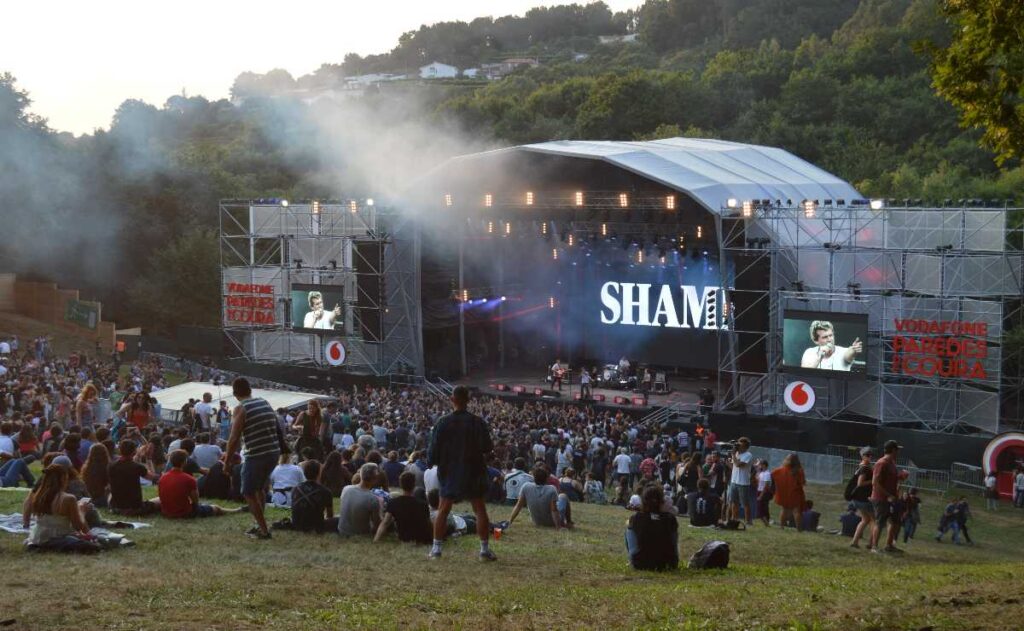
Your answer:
[453,367,706,412]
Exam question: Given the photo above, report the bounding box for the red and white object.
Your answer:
[324,340,346,366]
[783,381,815,413]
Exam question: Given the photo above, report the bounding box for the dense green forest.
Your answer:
[0,0,1021,332]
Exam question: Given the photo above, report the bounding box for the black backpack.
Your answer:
[688,540,730,569]
[843,471,860,501]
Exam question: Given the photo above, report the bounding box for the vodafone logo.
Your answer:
[324,340,346,366]
[783,381,815,413]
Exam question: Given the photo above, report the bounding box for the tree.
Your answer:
[928,0,1024,164]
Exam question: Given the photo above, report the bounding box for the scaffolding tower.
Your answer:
[715,202,1024,434]
[218,200,422,378]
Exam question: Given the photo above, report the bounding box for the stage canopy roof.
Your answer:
[150,381,325,422]
[451,138,862,214]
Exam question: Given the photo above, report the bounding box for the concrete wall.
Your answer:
[5,275,116,352]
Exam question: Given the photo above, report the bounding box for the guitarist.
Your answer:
[550,359,566,391]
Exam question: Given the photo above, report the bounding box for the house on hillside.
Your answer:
[480,58,540,80]
[598,34,638,45]
[419,62,459,79]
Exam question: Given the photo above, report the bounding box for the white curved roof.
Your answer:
[516,138,861,213]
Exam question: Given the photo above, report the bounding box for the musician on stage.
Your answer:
[800,320,862,371]
[618,355,631,375]
[580,367,592,399]
[550,359,565,391]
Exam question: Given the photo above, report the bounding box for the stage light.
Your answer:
[365,199,374,207]
[869,199,884,210]
[575,191,584,206]
[659,255,666,264]
[311,200,321,214]
[726,198,738,209]
[526,191,534,206]
[281,199,289,207]
[461,289,469,302]
[802,200,817,218]
[696,226,703,239]
[636,249,643,264]
[601,223,608,237]
[552,248,558,260]
[504,221,512,236]
[484,194,493,208]
[445,194,453,207]
[666,195,676,210]
[487,221,494,234]
[567,233,574,247]
[541,222,548,236]
[742,201,754,218]
[549,297,556,308]
[349,200,358,213]
[501,296,507,301]
[619,193,628,208]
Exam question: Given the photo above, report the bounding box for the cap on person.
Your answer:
[859,446,873,457]
[883,440,902,453]
[52,455,73,468]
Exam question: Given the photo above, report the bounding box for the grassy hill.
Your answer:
[2,480,1022,630]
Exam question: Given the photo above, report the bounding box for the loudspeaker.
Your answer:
[613,396,630,405]
[731,253,769,372]
[354,241,385,343]
[534,388,561,398]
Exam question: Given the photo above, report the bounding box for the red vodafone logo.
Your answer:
[783,381,815,413]
[324,340,346,366]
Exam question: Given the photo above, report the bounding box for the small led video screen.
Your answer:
[291,284,344,333]
[782,310,867,378]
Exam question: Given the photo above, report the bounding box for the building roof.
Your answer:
[510,138,861,214]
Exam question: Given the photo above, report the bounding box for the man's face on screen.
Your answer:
[814,328,834,347]
[311,296,323,312]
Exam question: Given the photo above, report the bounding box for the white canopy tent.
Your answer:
[149,381,326,422]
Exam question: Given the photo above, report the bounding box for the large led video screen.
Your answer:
[782,310,867,378]
[291,284,344,333]
[559,255,727,369]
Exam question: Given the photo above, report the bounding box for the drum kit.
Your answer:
[596,363,637,390]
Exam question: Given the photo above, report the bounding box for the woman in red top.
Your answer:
[17,425,41,460]
[772,453,806,531]
[119,394,153,431]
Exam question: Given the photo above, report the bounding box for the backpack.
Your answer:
[843,471,860,501]
[688,540,730,569]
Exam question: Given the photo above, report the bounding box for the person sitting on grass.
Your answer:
[198,453,242,501]
[625,484,679,571]
[338,463,383,538]
[382,450,405,489]
[81,443,111,508]
[319,450,351,497]
[274,459,335,533]
[800,500,821,531]
[583,471,607,504]
[108,439,161,516]
[686,478,721,528]
[374,471,432,544]
[158,449,243,519]
[270,451,305,508]
[839,502,861,537]
[1,446,36,488]
[508,465,573,530]
[22,463,97,552]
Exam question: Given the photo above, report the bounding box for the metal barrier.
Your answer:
[840,457,952,494]
[951,462,985,490]
[749,446,844,485]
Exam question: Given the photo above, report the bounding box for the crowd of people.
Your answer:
[0,344,1000,567]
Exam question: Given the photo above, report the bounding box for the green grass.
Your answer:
[1,480,1022,630]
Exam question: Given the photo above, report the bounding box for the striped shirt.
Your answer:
[239,397,281,459]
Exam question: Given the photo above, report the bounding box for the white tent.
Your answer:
[149,381,326,422]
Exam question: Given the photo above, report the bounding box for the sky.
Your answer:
[3,0,639,135]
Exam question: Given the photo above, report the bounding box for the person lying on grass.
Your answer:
[158,449,244,519]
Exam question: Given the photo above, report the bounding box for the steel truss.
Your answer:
[714,203,1024,434]
[218,200,422,378]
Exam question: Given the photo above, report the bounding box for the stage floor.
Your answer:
[454,367,708,410]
